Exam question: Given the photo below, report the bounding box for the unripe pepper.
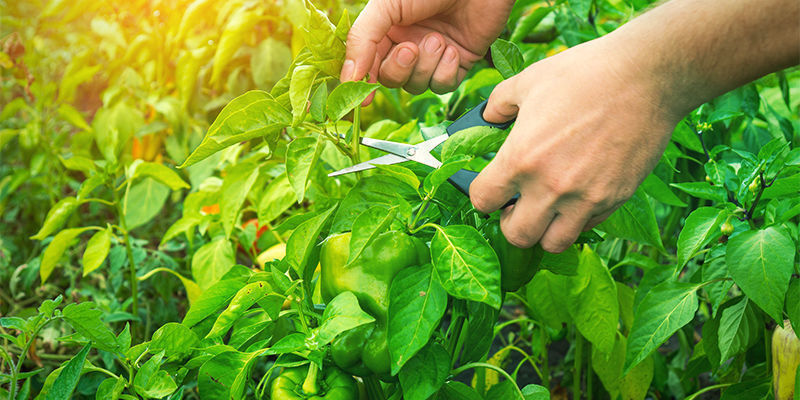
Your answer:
[320,231,429,377]
[484,220,544,292]
[772,321,800,400]
[270,364,358,399]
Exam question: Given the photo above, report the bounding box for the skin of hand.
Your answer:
[340,0,515,95]
[472,0,800,252]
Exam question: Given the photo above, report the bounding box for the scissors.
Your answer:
[328,100,520,207]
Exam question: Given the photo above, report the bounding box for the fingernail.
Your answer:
[396,47,416,67]
[424,35,442,53]
[443,47,457,63]
[340,59,354,81]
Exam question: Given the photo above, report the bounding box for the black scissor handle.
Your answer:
[445,100,518,208]
[446,99,515,136]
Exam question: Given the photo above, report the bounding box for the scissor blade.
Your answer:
[360,137,415,157]
[327,153,408,177]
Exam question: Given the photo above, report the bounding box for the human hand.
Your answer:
[470,38,681,253]
[341,0,514,95]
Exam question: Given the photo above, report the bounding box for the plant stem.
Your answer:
[9,316,60,400]
[540,327,551,389]
[114,188,139,340]
[351,105,362,170]
[573,331,584,400]
[684,383,734,400]
[450,362,525,399]
[302,362,319,395]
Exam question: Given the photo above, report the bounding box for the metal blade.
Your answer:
[327,153,408,177]
[360,137,415,157]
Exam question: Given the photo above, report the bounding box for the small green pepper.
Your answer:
[485,220,544,292]
[270,364,358,399]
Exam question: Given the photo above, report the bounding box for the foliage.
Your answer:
[1,0,799,399]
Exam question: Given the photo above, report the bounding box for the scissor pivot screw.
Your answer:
[406,148,416,156]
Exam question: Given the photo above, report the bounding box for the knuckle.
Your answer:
[469,190,494,213]
[503,229,536,249]
[540,234,573,253]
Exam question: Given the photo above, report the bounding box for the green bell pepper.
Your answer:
[320,230,429,377]
[270,364,358,399]
[485,220,544,292]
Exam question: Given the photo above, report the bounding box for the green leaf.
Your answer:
[210,7,262,85]
[440,126,507,162]
[399,342,450,400]
[82,228,111,276]
[180,91,290,167]
[490,39,524,79]
[59,155,95,175]
[220,161,260,238]
[149,322,200,362]
[206,281,271,339]
[597,188,664,251]
[539,246,580,275]
[40,227,93,282]
[309,81,328,122]
[641,173,686,207]
[592,333,625,398]
[258,173,297,225]
[316,291,375,346]
[95,377,126,400]
[332,175,417,232]
[326,81,379,122]
[285,206,336,277]
[183,278,248,327]
[38,296,63,319]
[436,381,484,400]
[717,297,761,363]
[521,385,550,400]
[787,278,800,334]
[423,155,470,195]
[191,238,236,290]
[619,351,654,400]
[197,351,254,400]
[62,302,120,353]
[31,197,79,240]
[459,301,498,364]
[676,207,725,269]
[348,205,398,265]
[670,182,727,203]
[509,5,553,43]
[624,281,699,373]
[128,161,189,190]
[45,343,91,400]
[373,164,421,190]
[133,351,178,398]
[286,136,324,202]
[526,270,570,329]
[388,264,448,375]
[124,177,170,231]
[567,247,618,354]
[486,380,525,400]
[727,226,795,323]
[289,65,319,126]
[430,225,502,309]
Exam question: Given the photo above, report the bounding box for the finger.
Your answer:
[539,211,592,253]
[584,208,617,231]
[469,151,519,214]
[403,33,445,94]
[430,46,461,94]
[378,43,419,88]
[483,77,522,123]
[361,51,384,106]
[499,195,557,248]
[342,0,397,81]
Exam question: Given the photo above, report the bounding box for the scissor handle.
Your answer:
[444,100,518,208]
[446,99,515,136]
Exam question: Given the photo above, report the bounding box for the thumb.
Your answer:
[483,78,521,123]
[341,1,396,82]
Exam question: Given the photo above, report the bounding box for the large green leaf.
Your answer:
[149,323,200,362]
[183,278,248,327]
[399,342,450,400]
[45,343,91,400]
[286,136,324,202]
[430,225,502,309]
[526,270,570,329]
[128,161,189,190]
[206,281,272,339]
[220,161,260,238]
[726,226,795,323]
[326,81,379,122]
[191,238,236,290]
[348,205,397,265]
[676,207,725,269]
[124,177,170,231]
[258,172,296,225]
[31,197,79,240]
[717,297,761,363]
[567,247,618,354]
[388,263,448,375]
[62,302,120,353]
[197,350,255,400]
[285,206,336,277]
[598,188,664,251]
[82,228,111,276]
[289,65,319,126]
[315,291,375,346]
[787,277,800,334]
[180,91,290,167]
[624,281,699,373]
[40,227,93,282]
[133,351,178,399]
[440,126,506,163]
[490,39,524,79]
